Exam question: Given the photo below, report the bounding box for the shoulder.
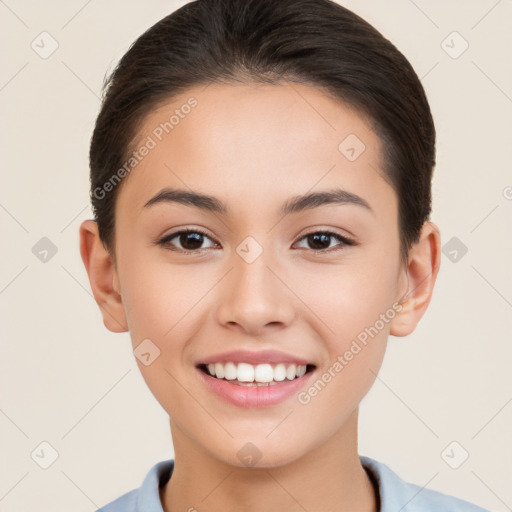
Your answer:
[97,489,138,512]
[94,459,174,512]
[360,455,491,512]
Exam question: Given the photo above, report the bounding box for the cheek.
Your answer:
[118,258,223,410]
[292,264,395,422]
[119,255,213,343]
[119,263,203,416]
[291,252,398,404]
[295,252,399,343]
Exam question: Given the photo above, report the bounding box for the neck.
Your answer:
[160,409,379,512]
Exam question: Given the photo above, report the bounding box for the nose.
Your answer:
[215,247,296,336]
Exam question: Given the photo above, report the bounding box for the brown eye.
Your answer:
[157,229,355,255]
[158,229,218,253]
[295,231,355,252]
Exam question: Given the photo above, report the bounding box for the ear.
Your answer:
[390,221,441,337]
[79,219,128,333]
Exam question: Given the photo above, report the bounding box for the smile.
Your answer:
[196,358,317,407]
[199,362,314,385]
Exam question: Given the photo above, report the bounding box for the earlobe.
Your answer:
[390,221,441,337]
[79,219,129,333]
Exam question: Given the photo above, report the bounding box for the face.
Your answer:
[105,82,411,467]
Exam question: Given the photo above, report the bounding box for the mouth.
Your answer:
[194,350,318,407]
[196,362,317,386]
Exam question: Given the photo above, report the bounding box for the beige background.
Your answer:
[1,1,511,511]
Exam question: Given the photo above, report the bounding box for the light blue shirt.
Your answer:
[96,455,491,511]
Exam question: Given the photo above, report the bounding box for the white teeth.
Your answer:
[214,363,225,379]
[273,363,287,381]
[224,362,237,380]
[237,363,254,382]
[204,361,310,383]
[254,364,273,382]
[296,365,307,377]
[286,364,296,380]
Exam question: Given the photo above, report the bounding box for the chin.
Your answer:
[206,433,310,470]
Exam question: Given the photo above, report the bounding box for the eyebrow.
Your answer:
[143,187,373,216]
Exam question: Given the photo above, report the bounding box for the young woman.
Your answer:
[80,0,490,510]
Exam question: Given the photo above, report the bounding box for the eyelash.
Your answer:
[157,228,356,255]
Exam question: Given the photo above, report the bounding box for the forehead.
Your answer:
[117,81,395,221]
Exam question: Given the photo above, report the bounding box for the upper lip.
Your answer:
[197,349,315,367]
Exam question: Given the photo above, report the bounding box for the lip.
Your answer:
[197,349,313,366]
[195,364,317,408]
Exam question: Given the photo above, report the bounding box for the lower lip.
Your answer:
[196,367,315,408]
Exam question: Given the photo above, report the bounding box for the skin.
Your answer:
[80,82,441,512]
